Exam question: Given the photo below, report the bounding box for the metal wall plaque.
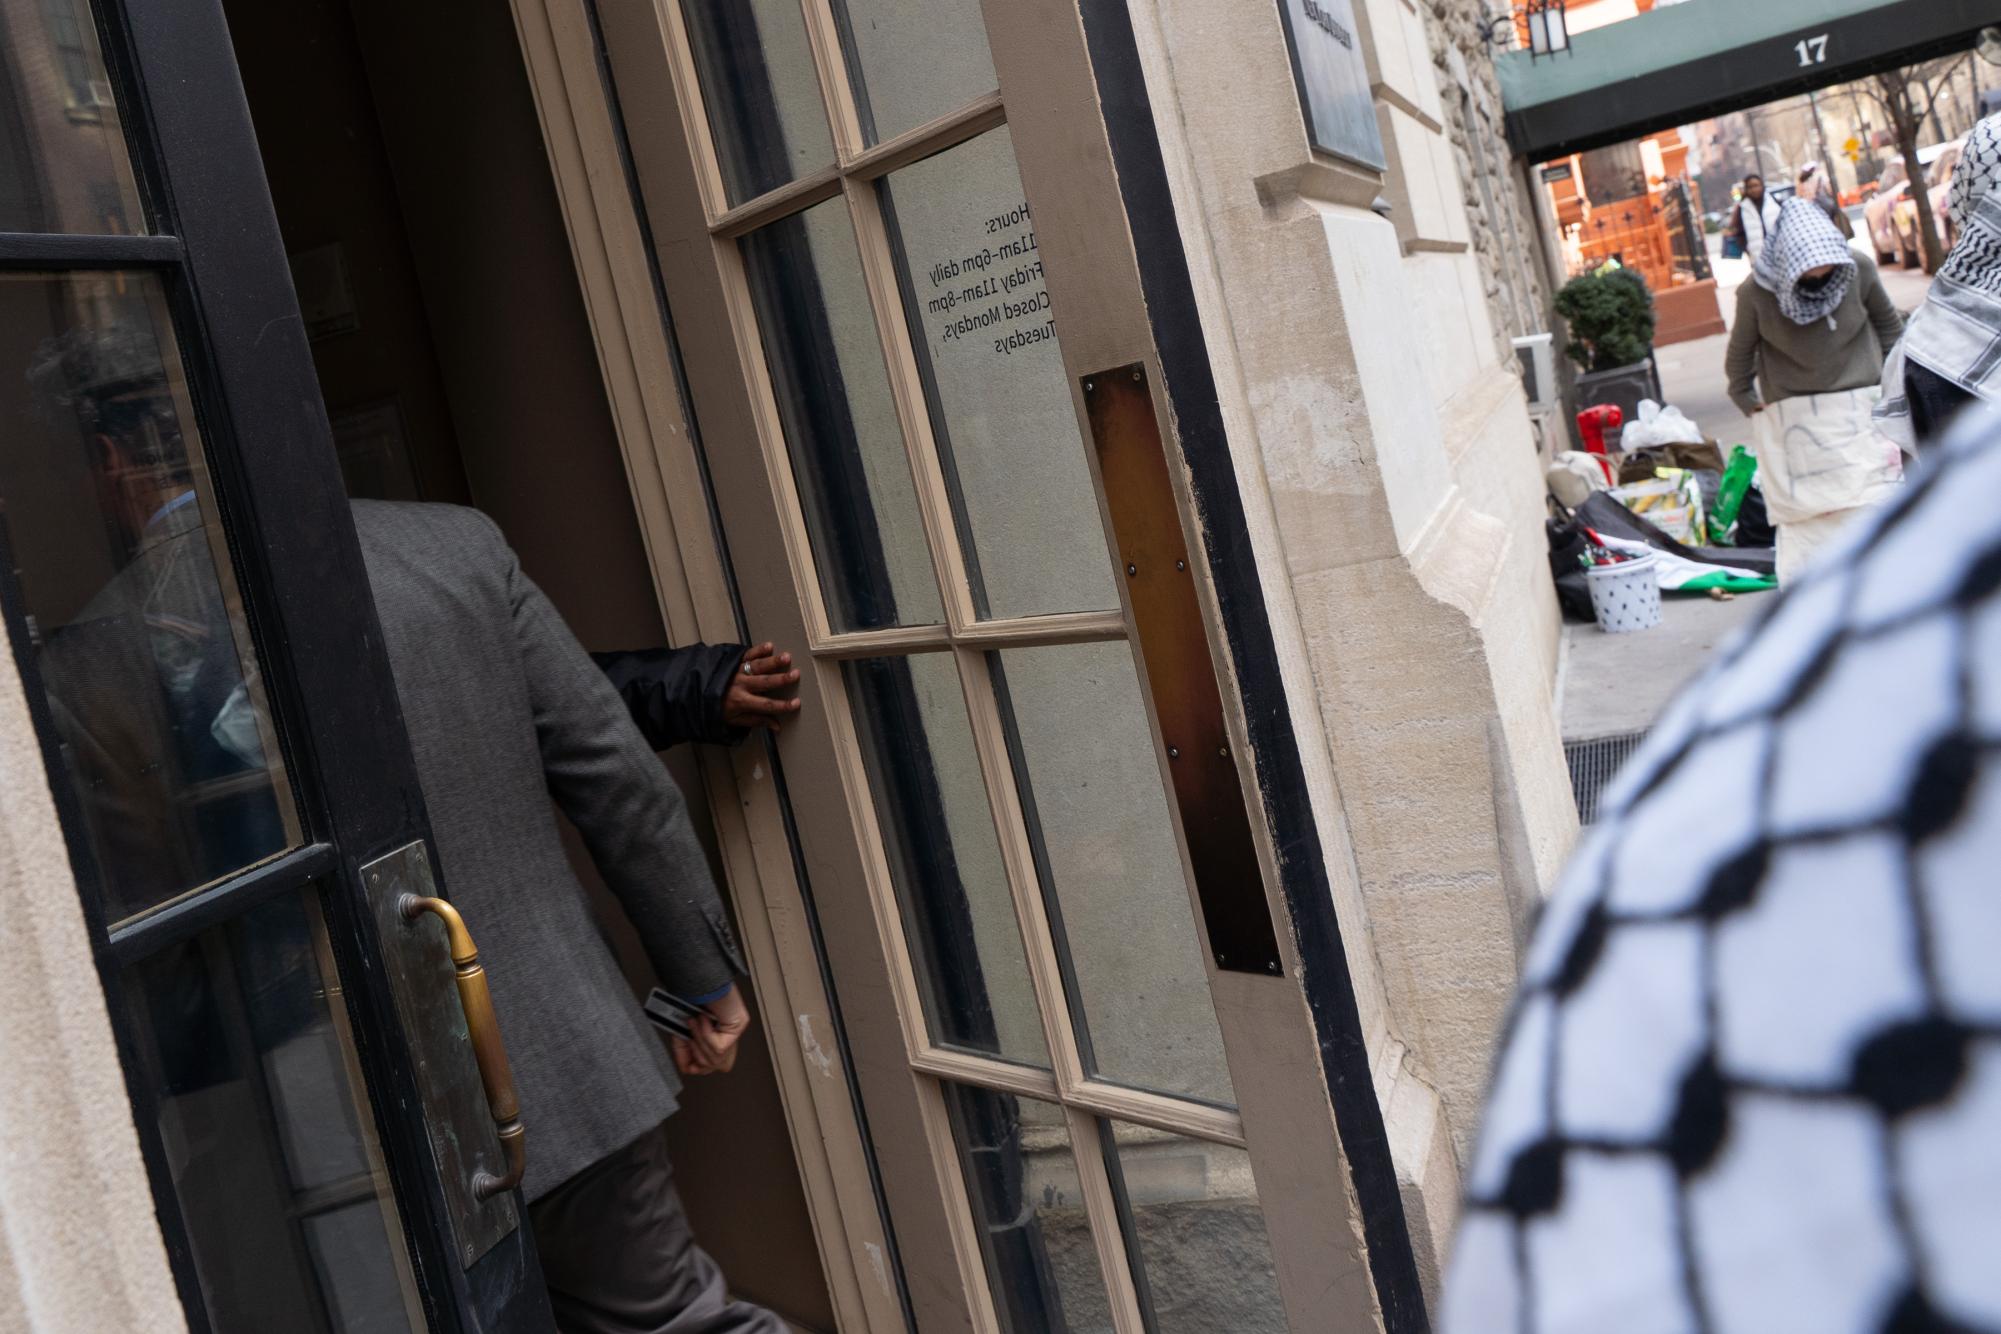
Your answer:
[363,841,520,1266]
[1275,0,1387,172]
[1084,364,1284,977]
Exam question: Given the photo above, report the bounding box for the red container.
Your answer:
[1577,404,1624,454]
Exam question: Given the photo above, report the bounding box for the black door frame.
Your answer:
[0,0,548,1328]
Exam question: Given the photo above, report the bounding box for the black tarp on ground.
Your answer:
[1577,491,1777,578]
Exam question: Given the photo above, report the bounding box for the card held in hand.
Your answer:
[642,987,716,1042]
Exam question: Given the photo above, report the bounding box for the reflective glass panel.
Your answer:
[680,0,836,205]
[0,272,299,921]
[1104,1124,1284,1334]
[994,643,1233,1106]
[880,128,1118,620]
[833,0,997,145]
[124,891,419,1333]
[844,653,1046,1066]
[943,1084,1111,1334]
[306,1204,419,1333]
[741,199,943,631]
[0,0,146,233]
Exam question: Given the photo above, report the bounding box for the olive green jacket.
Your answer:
[1726,252,1905,415]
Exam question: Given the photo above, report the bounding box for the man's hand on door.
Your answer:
[672,985,751,1076]
[723,643,802,732]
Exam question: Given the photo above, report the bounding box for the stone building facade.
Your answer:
[1423,0,1561,362]
[1140,0,1581,1286]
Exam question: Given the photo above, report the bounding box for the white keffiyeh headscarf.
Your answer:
[1442,403,2001,1334]
[1876,114,2001,450]
[1752,196,1857,325]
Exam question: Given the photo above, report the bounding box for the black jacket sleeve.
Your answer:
[592,643,747,750]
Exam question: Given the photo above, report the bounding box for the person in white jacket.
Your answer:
[1732,174,1784,263]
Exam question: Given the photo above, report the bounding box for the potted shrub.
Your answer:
[1555,264,1662,429]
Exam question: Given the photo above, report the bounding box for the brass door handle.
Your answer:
[400,894,526,1200]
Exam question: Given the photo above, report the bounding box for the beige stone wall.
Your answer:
[1131,0,1578,1268]
[0,625,185,1330]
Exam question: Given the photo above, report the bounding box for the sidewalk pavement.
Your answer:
[1559,594,1760,743]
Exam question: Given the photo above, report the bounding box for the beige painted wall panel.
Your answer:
[1355,0,1444,128]
[1140,0,1575,1177]
[1391,0,1448,127]
[1442,378,1577,896]
[0,627,184,1331]
[1402,250,1494,411]
[1384,105,1471,249]
[1318,210,1459,557]
[1288,551,1528,1155]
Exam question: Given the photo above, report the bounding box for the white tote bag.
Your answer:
[1752,388,1904,581]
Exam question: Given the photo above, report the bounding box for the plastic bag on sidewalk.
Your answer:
[1546,451,1618,508]
[1617,441,1725,483]
[1608,468,1709,546]
[1708,445,1758,545]
[1620,399,1706,450]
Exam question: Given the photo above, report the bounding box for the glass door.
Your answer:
[602,1,1364,1328]
[0,0,551,1328]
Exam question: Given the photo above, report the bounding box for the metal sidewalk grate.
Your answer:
[1565,730,1650,826]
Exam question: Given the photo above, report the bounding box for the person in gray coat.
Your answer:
[353,499,784,1334]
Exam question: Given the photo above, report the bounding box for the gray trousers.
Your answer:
[529,1122,784,1334]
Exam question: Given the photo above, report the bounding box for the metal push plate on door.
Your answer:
[1083,363,1284,977]
[363,840,520,1266]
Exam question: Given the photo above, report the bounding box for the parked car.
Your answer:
[1892,138,1966,266]
[1867,157,1913,261]
[1868,143,1955,266]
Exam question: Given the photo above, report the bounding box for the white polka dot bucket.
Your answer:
[1585,552,1662,634]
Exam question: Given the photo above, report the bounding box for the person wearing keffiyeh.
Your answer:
[1877,112,2001,455]
[1725,197,1906,583]
[1441,399,2001,1334]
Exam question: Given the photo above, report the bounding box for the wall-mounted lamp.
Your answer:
[1524,0,1570,58]
[1482,1,1571,59]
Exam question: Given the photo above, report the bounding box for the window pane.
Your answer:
[844,654,1046,1066]
[995,643,1234,1106]
[1104,1124,1284,1334]
[943,1084,1112,1334]
[881,127,1118,620]
[680,0,835,205]
[0,272,300,922]
[0,0,146,233]
[306,1203,419,1333]
[742,200,943,631]
[833,0,997,145]
[124,892,419,1333]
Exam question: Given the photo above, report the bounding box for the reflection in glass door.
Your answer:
[0,2,550,1327]
[668,4,1287,1328]
[0,259,417,1331]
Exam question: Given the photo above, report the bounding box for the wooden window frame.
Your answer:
[661,4,1267,1325]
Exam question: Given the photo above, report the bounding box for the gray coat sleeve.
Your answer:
[1725,283,1763,416]
[502,541,746,998]
[1856,257,1905,358]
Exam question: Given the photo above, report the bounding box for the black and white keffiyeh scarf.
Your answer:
[1443,403,2001,1334]
[1878,114,2001,450]
[1753,197,1857,326]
